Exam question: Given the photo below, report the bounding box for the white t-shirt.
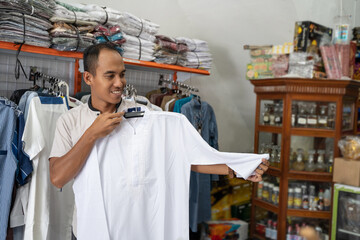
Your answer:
[72,108,268,240]
[22,96,74,240]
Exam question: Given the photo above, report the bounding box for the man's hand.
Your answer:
[246,158,270,182]
[88,111,125,140]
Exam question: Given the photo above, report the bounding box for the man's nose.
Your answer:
[114,76,125,87]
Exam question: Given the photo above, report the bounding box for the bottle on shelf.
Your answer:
[297,103,308,127]
[305,149,316,172]
[309,185,317,211]
[301,184,309,210]
[318,104,328,128]
[327,151,333,173]
[271,221,277,240]
[327,103,336,129]
[263,182,269,201]
[272,145,280,168]
[293,187,302,209]
[272,186,279,205]
[268,183,274,204]
[324,188,331,211]
[287,188,294,208]
[275,146,281,169]
[292,148,305,171]
[315,150,327,172]
[265,219,272,240]
[307,103,318,127]
[318,189,324,211]
[286,225,292,240]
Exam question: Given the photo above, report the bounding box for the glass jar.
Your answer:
[307,103,318,128]
[292,148,305,171]
[318,105,328,128]
[297,103,307,127]
[262,182,269,201]
[305,150,316,172]
[301,184,309,210]
[315,150,327,172]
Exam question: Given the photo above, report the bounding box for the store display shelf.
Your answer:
[253,198,279,213]
[338,228,360,237]
[288,171,332,182]
[253,233,266,240]
[287,209,332,219]
[258,125,282,134]
[0,41,210,75]
[290,128,335,138]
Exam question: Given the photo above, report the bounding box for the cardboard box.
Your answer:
[206,220,248,240]
[294,21,333,52]
[333,157,360,187]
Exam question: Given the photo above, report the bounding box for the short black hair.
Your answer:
[83,43,122,76]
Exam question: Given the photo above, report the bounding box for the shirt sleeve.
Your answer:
[179,115,269,179]
[49,114,73,159]
[22,99,45,160]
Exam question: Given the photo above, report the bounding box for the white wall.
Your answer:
[61,0,358,152]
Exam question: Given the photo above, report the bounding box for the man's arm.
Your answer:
[49,112,124,189]
[191,158,269,181]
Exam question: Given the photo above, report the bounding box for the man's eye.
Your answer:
[106,75,114,79]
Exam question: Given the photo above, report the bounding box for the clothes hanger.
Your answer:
[123,85,145,119]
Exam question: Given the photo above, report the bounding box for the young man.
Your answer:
[49,43,269,239]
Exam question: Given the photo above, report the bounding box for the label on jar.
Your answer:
[263,116,269,122]
[262,190,269,201]
[307,119,317,125]
[298,118,306,125]
[319,118,327,124]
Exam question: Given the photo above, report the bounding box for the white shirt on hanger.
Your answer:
[72,107,268,240]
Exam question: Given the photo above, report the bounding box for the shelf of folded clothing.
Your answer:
[0,41,210,75]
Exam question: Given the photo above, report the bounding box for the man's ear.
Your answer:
[83,71,93,86]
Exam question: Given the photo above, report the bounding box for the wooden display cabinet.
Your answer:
[249,78,360,240]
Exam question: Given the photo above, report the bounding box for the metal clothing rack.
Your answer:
[158,74,199,93]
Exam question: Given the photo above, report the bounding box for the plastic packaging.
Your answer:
[288,52,314,78]
[338,136,360,160]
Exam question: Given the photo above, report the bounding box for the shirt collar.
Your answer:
[87,96,122,113]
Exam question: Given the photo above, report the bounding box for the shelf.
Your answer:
[258,125,282,134]
[253,198,279,213]
[288,170,333,182]
[287,209,332,219]
[338,228,360,237]
[0,41,210,75]
[290,128,335,138]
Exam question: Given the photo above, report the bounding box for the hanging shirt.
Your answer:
[72,109,268,240]
[181,98,219,231]
[22,96,74,240]
[0,99,17,240]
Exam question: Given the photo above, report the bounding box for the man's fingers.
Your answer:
[258,163,269,171]
[255,168,264,175]
[262,158,270,166]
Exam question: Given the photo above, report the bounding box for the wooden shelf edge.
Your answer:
[287,209,331,219]
[267,166,281,177]
[290,128,336,138]
[288,171,333,182]
[253,198,279,213]
[258,125,283,133]
[0,41,210,75]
